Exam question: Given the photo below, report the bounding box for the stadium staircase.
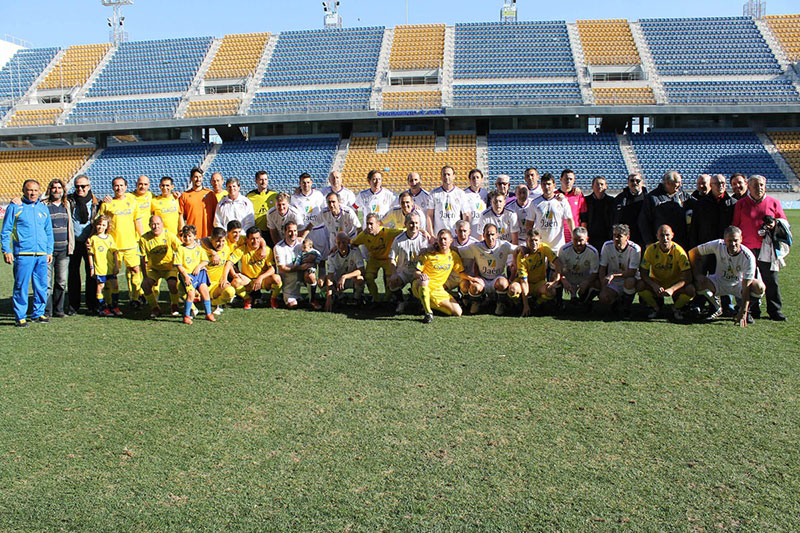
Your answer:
[476,135,488,174]
[757,131,800,190]
[440,26,456,108]
[70,147,103,185]
[617,134,642,175]
[176,38,223,118]
[0,49,65,127]
[56,45,117,125]
[240,34,278,115]
[370,28,394,110]
[565,23,594,105]
[628,22,667,104]
[755,18,800,95]
[330,138,349,173]
[199,142,221,173]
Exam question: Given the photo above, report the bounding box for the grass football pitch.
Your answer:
[0,213,798,530]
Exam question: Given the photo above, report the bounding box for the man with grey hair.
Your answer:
[495,174,513,201]
[689,225,765,327]
[214,177,255,231]
[732,175,789,321]
[639,170,689,248]
[67,174,100,313]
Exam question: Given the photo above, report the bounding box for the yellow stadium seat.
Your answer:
[0,147,94,203]
[577,19,641,65]
[206,33,270,79]
[39,44,111,90]
[389,24,446,70]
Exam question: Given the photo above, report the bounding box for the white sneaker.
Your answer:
[190,305,198,318]
[213,306,224,316]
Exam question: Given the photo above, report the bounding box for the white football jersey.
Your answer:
[390,231,428,277]
[354,187,397,226]
[408,188,432,212]
[478,208,518,242]
[266,205,305,231]
[274,238,304,297]
[527,196,574,250]
[320,186,356,210]
[600,240,642,276]
[318,206,361,247]
[327,247,365,280]
[290,190,326,227]
[557,242,600,285]
[697,239,758,291]
[463,186,488,239]
[430,186,468,234]
[461,240,516,280]
[307,225,331,259]
[506,198,531,235]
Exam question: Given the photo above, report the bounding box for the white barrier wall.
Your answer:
[0,39,25,71]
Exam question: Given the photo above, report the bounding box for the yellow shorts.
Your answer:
[366,258,394,278]
[119,248,142,268]
[413,283,453,308]
[146,268,177,283]
[511,278,546,299]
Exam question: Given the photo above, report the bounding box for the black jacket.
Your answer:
[638,184,690,248]
[614,187,647,246]
[582,193,616,250]
[689,192,737,248]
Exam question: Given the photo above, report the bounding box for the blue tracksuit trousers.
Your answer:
[13,255,48,321]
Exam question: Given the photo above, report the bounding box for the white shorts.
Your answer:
[480,276,505,296]
[606,277,626,295]
[708,274,742,299]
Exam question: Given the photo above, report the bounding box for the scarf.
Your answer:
[73,193,93,224]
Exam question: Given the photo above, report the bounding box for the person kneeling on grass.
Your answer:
[637,224,695,321]
[413,229,479,324]
[688,225,765,327]
[598,224,641,319]
[230,226,283,310]
[174,225,215,324]
[324,232,366,312]
[201,227,241,315]
[552,226,600,312]
[139,215,181,318]
[508,228,559,317]
[87,214,121,317]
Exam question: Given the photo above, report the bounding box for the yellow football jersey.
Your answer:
[517,244,555,283]
[416,249,464,288]
[201,241,234,283]
[87,234,117,276]
[150,194,181,234]
[174,244,209,274]
[352,227,403,261]
[231,244,275,279]
[99,195,139,250]
[247,190,278,231]
[641,242,691,287]
[139,230,180,271]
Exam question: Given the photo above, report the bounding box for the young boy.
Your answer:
[87,215,122,317]
[294,237,323,276]
[173,225,216,324]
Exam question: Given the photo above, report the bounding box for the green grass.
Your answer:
[1,214,799,530]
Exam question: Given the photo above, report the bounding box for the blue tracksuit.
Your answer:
[1,198,54,321]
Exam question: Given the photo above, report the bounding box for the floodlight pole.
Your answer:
[102,0,133,45]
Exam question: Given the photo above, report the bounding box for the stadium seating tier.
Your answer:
[577,19,641,65]
[38,44,111,90]
[389,24,445,70]
[249,88,371,115]
[0,147,94,203]
[66,98,180,124]
[206,33,270,80]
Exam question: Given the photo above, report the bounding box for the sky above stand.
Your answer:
[1,0,797,48]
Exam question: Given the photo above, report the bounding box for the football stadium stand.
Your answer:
[630,131,790,190]
[84,143,210,197]
[6,108,62,127]
[261,27,384,86]
[37,43,111,90]
[765,14,800,61]
[86,37,213,98]
[664,80,800,105]
[0,147,94,202]
[593,87,656,105]
[488,132,628,188]
[0,47,60,116]
[639,17,781,76]
[454,22,576,78]
[382,91,442,110]
[205,33,269,79]
[66,97,180,124]
[341,134,476,191]
[206,137,339,191]
[184,98,241,118]
[389,24,446,70]
[248,88,371,115]
[769,131,800,181]
[577,19,641,65]
[453,83,583,107]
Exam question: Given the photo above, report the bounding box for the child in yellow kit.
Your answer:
[86,215,122,317]
[173,225,215,324]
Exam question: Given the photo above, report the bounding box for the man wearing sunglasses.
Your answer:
[67,175,100,314]
[614,172,647,248]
